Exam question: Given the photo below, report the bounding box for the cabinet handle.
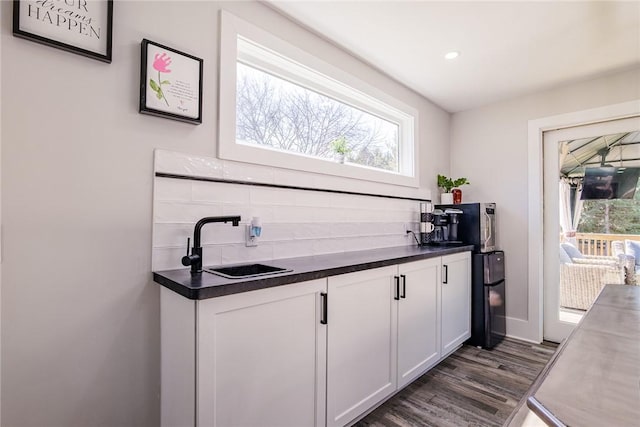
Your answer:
[400,274,407,299]
[320,292,328,325]
[443,265,448,284]
[394,276,400,300]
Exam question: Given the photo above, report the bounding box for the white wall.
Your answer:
[0,1,449,426]
[450,67,640,341]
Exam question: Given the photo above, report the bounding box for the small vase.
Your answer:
[440,193,453,204]
[452,188,462,204]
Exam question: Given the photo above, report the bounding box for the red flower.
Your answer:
[153,53,172,73]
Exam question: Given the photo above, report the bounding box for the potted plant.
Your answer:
[330,136,350,163]
[437,174,470,204]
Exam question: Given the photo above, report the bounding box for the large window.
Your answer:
[219,11,418,187]
[237,62,400,172]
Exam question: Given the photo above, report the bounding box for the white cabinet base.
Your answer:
[161,280,326,427]
[397,258,440,388]
[441,252,472,357]
[326,266,397,427]
[160,287,196,427]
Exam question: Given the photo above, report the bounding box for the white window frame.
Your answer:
[219,10,419,188]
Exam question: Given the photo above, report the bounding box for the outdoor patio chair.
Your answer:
[561,242,619,264]
[559,263,624,310]
[559,243,626,310]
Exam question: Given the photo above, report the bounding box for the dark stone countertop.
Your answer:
[153,244,473,300]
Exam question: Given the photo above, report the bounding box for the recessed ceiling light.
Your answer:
[445,51,460,60]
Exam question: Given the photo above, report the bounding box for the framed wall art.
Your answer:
[13,0,113,63]
[139,39,203,124]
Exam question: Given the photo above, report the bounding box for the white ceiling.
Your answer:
[267,1,640,113]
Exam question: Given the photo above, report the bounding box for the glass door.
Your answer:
[543,116,640,342]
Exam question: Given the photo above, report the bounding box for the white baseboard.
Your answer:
[505,316,540,343]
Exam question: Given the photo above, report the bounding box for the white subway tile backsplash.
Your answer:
[223,161,275,184]
[391,235,410,247]
[340,208,375,222]
[250,187,293,206]
[272,205,317,223]
[202,245,223,267]
[192,182,250,204]
[152,247,186,271]
[352,195,392,210]
[358,222,385,236]
[274,169,316,188]
[329,223,361,238]
[272,240,312,260]
[155,178,192,201]
[319,174,372,193]
[328,192,355,209]
[312,238,346,256]
[200,224,245,245]
[398,198,415,208]
[372,209,404,222]
[155,201,224,223]
[221,204,275,223]
[155,149,224,178]
[293,223,329,240]
[154,201,187,223]
[294,190,333,207]
[312,206,344,222]
[342,236,377,252]
[403,200,422,211]
[380,222,407,236]
[152,151,426,271]
[261,223,295,242]
[221,243,274,265]
[154,223,194,248]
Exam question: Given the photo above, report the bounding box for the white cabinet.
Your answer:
[397,258,440,388]
[160,251,471,427]
[326,266,397,427]
[440,252,472,357]
[161,279,327,427]
[326,256,454,426]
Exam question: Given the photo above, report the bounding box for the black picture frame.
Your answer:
[12,0,113,63]
[139,39,203,124]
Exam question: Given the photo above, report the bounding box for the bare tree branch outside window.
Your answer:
[236,63,399,172]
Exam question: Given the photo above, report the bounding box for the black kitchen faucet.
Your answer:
[182,216,241,273]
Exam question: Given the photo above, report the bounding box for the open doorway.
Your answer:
[543,117,640,342]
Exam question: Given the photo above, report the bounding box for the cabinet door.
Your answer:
[197,279,327,427]
[326,266,397,427]
[397,258,440,388]
[441,252,472,356]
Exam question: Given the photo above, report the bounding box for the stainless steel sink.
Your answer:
[205,263,292,279]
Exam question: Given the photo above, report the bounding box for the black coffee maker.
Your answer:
[431,209,448,243]
[446,208,463,242]
[430,208,463,244]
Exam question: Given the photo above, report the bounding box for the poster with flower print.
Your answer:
[139,39,203,124]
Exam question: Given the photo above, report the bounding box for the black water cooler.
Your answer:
[469,251,506,348]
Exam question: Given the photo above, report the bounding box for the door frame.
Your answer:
[527,99,640,343]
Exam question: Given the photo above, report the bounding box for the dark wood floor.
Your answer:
[355,338,558,427]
